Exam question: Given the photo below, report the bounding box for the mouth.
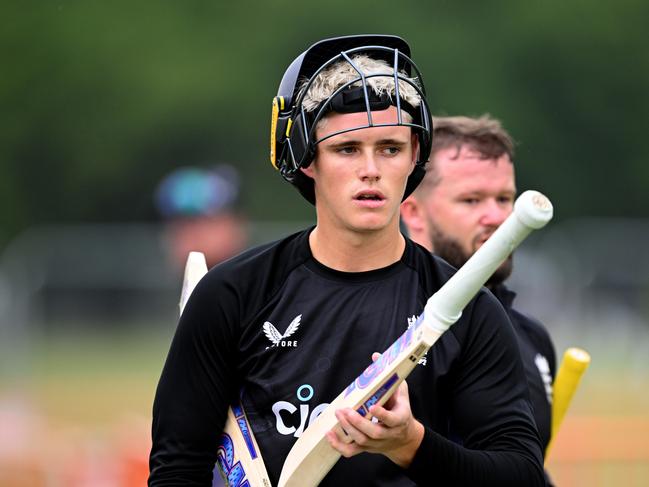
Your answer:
[353,190,386,202]
[475,232,495,247]
[353,190,386,208]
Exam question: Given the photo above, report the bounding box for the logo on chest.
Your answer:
[263,314,302,349]
[534,353,553,404]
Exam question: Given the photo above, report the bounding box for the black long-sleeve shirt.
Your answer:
[492,285,556,453]
[149,230,545,486]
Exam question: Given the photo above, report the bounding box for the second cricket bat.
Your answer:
[277,190,554,487]
[179,251,271,487]
[545,346,591,460]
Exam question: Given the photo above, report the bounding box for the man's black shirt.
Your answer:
[491,284,556,453]
[149,230,544,486]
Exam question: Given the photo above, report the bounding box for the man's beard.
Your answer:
[428,219,513,288]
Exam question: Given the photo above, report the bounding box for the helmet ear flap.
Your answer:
[271,96,314,174]
[270,96,287,169]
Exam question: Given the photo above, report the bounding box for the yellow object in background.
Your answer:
[546,347,591,460]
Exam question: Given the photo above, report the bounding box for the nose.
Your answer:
[480,199,511,227]
[357,152,381,181]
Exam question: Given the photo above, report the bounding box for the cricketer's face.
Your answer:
[301,107,417,235]
[420,145,516,282]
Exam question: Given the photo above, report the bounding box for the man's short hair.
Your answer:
[416,115,515,193]
[431,114,515,160]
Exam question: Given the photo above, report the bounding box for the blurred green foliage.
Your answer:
[2,0,648,245]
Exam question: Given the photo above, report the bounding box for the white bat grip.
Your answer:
[423,190,553,333]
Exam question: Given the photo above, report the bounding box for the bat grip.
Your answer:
[423,191,553,334]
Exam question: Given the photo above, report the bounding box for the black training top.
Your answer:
[492,285,556,454]
[149,230,545,486]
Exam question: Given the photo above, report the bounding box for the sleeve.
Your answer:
[406,292,545,486]
[148,269,241,486]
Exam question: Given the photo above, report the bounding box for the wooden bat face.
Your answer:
[217,404,271,487]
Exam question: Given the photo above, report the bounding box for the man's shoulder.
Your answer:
[205,228,312,287]
[404,238,505,337]
[508,306,552,344]
[493,284,552,340]
[403,237,457,290]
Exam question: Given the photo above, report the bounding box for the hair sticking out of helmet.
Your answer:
[299,55,423,143]
[270,35,433,204]
[300,55,422,113]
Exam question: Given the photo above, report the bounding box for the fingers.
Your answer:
[325,428,364,458]
[326,411,373,458]
[336,409,386,443]
[327,351,390,457]
[374,381,408,423]
[326,377,423,467]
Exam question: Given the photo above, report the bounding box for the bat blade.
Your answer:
[217,403,272,487]
[545,346,591,460]
[179,251,209,313]
[277,190,554,487]
[179,251,272,487]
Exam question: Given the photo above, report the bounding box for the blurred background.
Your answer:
[1,1,648,485]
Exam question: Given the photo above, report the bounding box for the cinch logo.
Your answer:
[535,354,553,404]
[263,314,301,349]
[271,384,328,438]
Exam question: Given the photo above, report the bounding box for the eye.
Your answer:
[336,146,357,155]
[498,195,514,205]
[461,197,480,205]
[381,146,401,156]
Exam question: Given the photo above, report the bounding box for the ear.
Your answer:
[300,164,315,179]
[411,133,420,166]
[400,195,425,233]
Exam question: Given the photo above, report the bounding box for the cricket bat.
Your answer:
[179,251,210,313]
[179,251,272,487]
[545,346,591,460]
[277,190,554,487]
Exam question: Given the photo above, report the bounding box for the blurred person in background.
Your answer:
[155,164,248,270]
[149,35,545,486]
[400,114,556,484]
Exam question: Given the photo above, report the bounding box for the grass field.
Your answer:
[2,329,649,486]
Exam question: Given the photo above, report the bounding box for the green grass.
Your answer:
[1,330,172,427]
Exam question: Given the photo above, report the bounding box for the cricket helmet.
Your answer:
[269,34,433,204]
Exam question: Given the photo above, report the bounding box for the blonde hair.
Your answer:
[299,54,422,113]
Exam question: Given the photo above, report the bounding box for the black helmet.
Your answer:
[269,34,433,204]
